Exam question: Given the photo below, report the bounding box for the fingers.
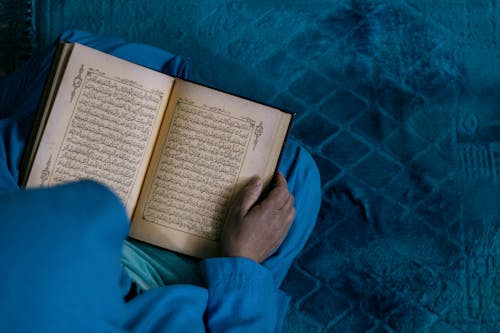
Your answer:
[274,171,288,188]
[263,172,290,210]
[236,176,263,215]
[269,197,295,255]
[278,194,295,240]
[281,193,295,220]
[222,172,296,263]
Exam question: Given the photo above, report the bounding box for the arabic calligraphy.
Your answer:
[49,70,162,202]
[144,99,254,241]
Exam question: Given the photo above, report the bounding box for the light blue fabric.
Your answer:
[0,30,321,332]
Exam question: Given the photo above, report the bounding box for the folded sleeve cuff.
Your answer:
[201,257,287,332]
[201,257,275,291]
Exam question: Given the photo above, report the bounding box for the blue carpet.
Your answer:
[0,1,35,75]
[34,0,499,332]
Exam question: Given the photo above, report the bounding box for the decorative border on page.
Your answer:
[40,154,52,185]
[70,64,84,103]
[253,121,264,151]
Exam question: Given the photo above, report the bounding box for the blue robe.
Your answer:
[0,30,321,332]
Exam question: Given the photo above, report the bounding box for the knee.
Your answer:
[59,30,93,43]
[279,139,321,213]
[297,145,321,192]
[280,139,321,189]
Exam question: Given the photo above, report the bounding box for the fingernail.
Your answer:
[254,176,262,187]
[255,177,262,187]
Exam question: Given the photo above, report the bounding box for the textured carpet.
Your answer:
[30,0,500,332]
[0,1,35,75]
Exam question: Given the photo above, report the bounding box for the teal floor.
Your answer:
[23,0,500,332]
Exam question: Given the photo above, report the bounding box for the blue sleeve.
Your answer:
[0,181,130,333]
[201,257,290,333]
[122,285,208,333]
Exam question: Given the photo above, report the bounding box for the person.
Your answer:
[0,30,321,332]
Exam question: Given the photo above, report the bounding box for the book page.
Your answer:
[26,43,175,216]
[131,79,292,258]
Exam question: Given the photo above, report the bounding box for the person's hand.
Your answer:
[221,172,295,263]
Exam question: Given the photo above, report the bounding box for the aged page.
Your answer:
[131,79,292,258]
[26,43,175,216]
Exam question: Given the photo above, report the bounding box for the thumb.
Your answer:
[237,176,263,215]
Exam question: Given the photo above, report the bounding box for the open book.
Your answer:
[20,43,293,258]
